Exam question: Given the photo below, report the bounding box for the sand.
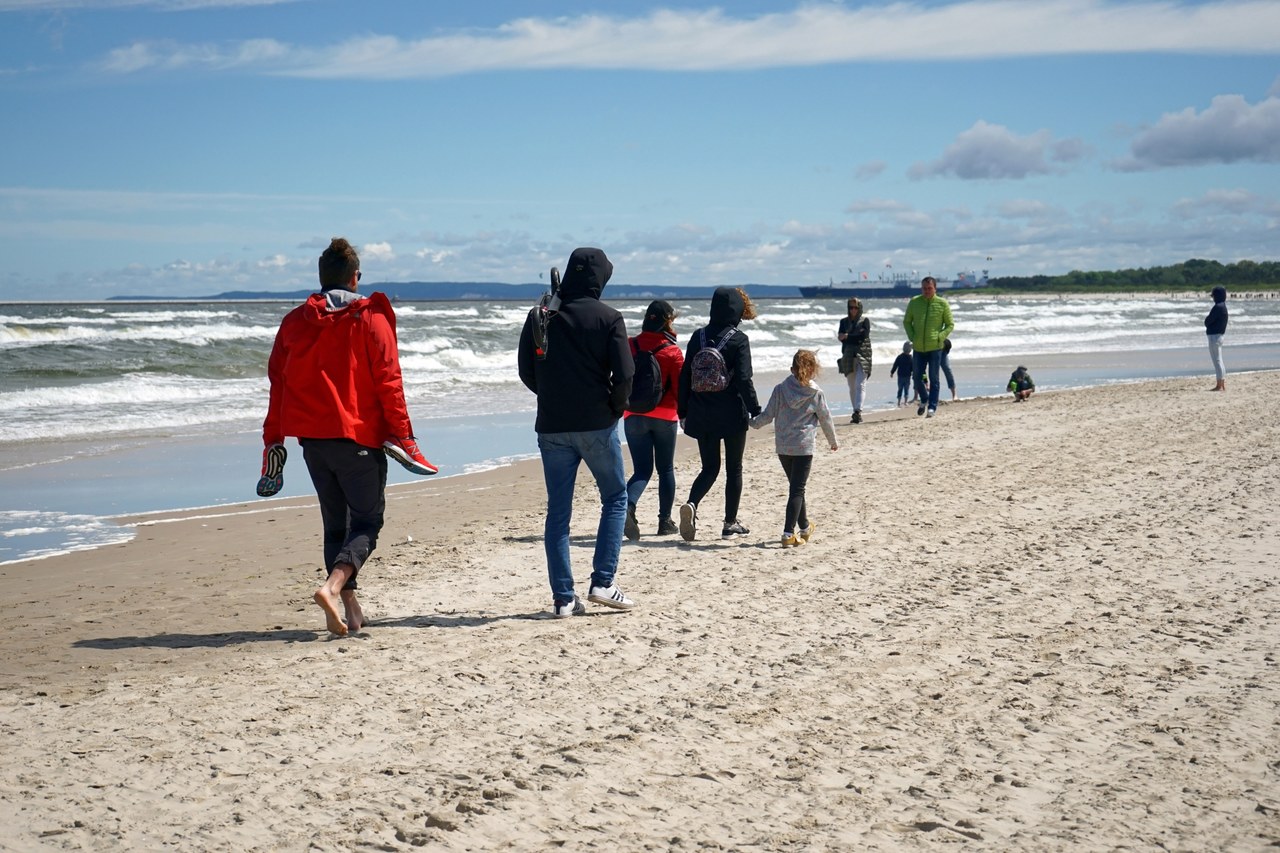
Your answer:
[2,374,1278,851]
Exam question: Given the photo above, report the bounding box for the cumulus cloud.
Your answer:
[909,120,1087,180]
[87,2,1280,79]
[360,241,394,261]
[1114,92,1280,170]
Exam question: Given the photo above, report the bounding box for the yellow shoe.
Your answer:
[798,524,815,543]
[780,531,801,547]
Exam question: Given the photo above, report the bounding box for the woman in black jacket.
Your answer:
[1204,285,1228,391]
[837,297,872,423]
[677,286,760,541]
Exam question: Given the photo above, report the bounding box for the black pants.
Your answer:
[688,430,747,523]
[301,439,387,590]
[778,454,813,534]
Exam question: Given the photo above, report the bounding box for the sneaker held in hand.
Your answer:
[256,443,287,497]
[384,436,438,476]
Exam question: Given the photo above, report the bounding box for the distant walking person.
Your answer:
[677,287,761,541]
[837,297,872,423]
[940,337,957,400]
[750,350,838,547]
[1205,285,1229,391]
[261,237,437,637]
[518,247,637,618]
[903,276,954,418]
[890,342,913,407]
[623,300,685,539]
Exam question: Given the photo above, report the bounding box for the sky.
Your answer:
[1,0,1278,300]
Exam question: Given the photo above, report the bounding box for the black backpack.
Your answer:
[626,338,672,414]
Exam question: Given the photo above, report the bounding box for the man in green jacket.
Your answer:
[902,276,954,418]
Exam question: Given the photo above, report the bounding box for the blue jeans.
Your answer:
[624,415,678,521]
[537,425,627,605]
[913,350,942,411]
[895,371,911,402]
[940,352,955,392]
[1207,334,1225,381]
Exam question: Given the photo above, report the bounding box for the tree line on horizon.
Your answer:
[987,258,1280,293]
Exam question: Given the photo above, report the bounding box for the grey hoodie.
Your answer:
[750,374,838,456]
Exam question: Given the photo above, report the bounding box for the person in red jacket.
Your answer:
[623,300,685,539]
[260,237,435,637]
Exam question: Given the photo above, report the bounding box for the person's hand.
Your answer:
[829,443,839,452]
[678,418,686,432]
[838,333,847,341]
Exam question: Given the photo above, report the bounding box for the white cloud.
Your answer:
[90,2,1280,79]
[909,120,1086,180]
[1171,188,1280,218]
[361,241,394,262]
[1115,93,1280,170]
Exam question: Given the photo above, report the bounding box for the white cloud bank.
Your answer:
[95,1,1280,79]
[1116,92,1280,170]
[910,121,1088,180]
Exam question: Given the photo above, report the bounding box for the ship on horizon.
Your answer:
[798,268,989,299]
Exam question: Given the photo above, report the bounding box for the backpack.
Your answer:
[528,267,561,360]
[626,338,671,414]
[690,327,735,393]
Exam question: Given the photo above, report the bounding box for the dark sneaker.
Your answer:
[587,583,635,610]
[917,403,927,416]
[624,503,640,541]
[553,595,586,618]
[851,409,862,424]
[256,443,287,497]
[679,502,697,542]
[721,520,750,539]
[657,517,679,536]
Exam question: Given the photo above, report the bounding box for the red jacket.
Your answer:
[624,330,683,422]
[263,291,413,449]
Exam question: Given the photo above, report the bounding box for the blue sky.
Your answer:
[1,0,1278,299]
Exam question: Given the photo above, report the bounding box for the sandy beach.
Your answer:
[2,373,1278,851]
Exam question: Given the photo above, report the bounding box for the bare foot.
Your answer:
[341,591,365,632]
[313,589,348,636]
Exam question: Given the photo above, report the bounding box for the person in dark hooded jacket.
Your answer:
[1204,285,1228,391]
[518,247,637,618]
[676,286,761,541]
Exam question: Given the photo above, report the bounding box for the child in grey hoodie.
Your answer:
[749,350,839,546]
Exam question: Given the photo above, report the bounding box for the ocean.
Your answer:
[3,292,1278,564]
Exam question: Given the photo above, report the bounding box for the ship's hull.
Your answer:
[797,284,916,299]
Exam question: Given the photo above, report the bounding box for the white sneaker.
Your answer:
[679,502,697,542]
[588,583,635,610]
[553,595,585,618]
[925,409,935,419]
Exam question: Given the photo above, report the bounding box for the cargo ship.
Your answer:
[799,269,989,299]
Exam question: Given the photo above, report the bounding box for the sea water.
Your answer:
[3,293,1278,563]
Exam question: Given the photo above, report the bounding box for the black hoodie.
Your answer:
[678,286,761,439]
[518,248,634,433]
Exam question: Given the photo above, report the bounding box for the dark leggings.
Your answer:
[688,431,748,523]
[778,454,812,533]
[301,438,387,590]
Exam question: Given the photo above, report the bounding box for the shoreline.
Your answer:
[1,374,1278,848]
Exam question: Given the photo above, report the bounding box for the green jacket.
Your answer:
[903,294,954,353]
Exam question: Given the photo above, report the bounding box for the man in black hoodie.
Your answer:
[518,248,637,617]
